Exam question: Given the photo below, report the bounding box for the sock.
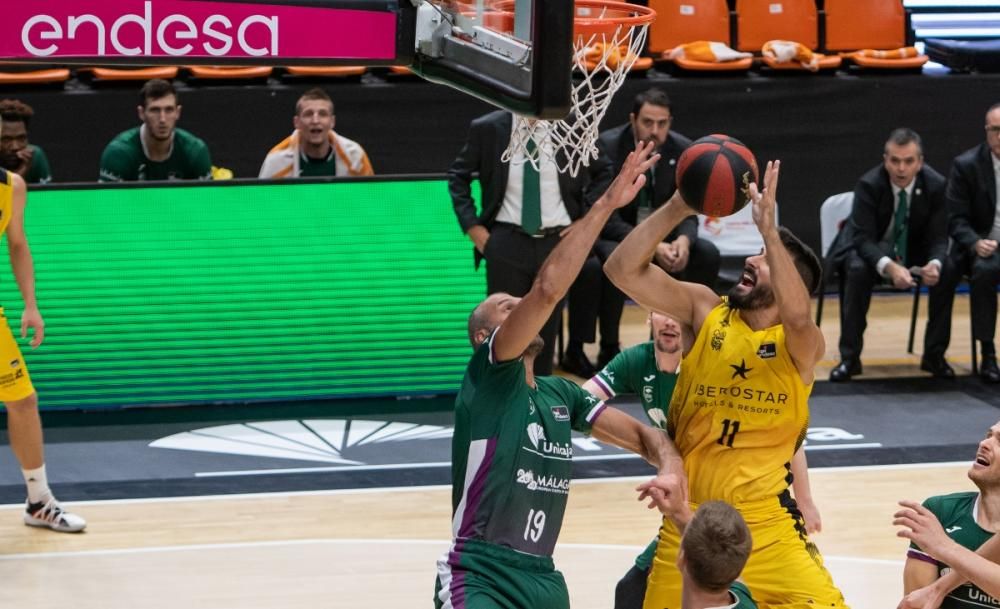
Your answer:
[982,342,996,359]
[22,465,52,504]
[567,339,585,354]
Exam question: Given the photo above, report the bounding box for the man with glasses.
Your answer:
[941,103,1000,383]
[99,79,212,182]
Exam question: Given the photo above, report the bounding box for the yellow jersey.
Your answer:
[668,298,811,505]
[0,169,12,235]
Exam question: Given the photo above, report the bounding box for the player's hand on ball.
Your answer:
[749,160,780,232]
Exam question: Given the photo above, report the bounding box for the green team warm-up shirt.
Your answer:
[448,330,606,557]
[99,127,212,182]
[908,492,997,609]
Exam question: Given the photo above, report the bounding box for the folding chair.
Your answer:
[735,0,842,70]
[825,0,928,70]
[647,0,752,72]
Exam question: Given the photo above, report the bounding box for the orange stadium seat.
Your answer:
[736,0,841,70]
[283,66,367,78]
[77,66,179,82]
[0,65,70,86]
[186,66,273,80]
[647,0,752,72]
[825,0,928,70]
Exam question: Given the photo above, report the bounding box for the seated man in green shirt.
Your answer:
[0,99,52,185]
[99,79,212,182]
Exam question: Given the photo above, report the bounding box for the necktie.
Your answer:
[521,138,541,235]
[893,189,909,263]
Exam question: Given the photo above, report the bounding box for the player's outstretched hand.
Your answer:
[749,160,780,233]
[599,141,660,212]
[636,473,691,528]
[894,500,951,556]
[897,582,948,609]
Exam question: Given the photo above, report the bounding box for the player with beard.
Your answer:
[605,161,847,608]
[584,310,822,609]
[99,79,212,182]
[435,142,687,609]
[895,419,1000,608]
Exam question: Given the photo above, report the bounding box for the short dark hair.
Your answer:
[681,501,752,593]
[632,88,672,117]
[779,226,823,296]
[467,301,493,348]
[0,99,34,127]
[885,128,922,155]
[139,79,177,108]
[988,102,1000,115]
[296,88,334,115]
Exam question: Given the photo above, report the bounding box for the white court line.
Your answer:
[192,443,886,478]
[0,461,971,510]
[0,536,904,567]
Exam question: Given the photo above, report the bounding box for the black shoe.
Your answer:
[980,358,1000,383]
[829,359,861,382]
[920,355,956,379]
[597,344,620,369]
[560,349,597,379]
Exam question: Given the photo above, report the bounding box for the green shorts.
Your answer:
[434,538,569,609]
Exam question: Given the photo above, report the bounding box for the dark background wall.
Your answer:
[8,71,1000,253]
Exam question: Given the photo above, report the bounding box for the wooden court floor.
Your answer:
[0,464,980,608]
[0,292,993,608]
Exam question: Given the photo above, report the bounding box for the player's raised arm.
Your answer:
[603,191,718,341]
[750,161,824,381]
[491,143,659,362]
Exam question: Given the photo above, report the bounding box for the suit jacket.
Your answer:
[947,142,998,254]
[448,111,613,261]
[596,123,697,243]
[830,164,948,271]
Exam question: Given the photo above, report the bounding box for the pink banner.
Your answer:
[0,0,398,60]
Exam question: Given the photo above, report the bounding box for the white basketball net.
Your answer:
[502,15,651,177]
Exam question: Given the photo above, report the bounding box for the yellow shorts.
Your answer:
[0,309,34,403]
[643,495,848,609]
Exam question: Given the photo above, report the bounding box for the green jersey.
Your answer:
[24,145,52,184]
[449,330,605,557]
[908,492,997,609]
[298,151,337,177]
[99,126,212,182]
[593,342,678,430]
[729,581,758,608]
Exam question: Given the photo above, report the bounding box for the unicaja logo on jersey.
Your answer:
[647,408,666,429]
[525,423,572,458]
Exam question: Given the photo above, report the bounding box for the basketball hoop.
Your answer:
[496,0,656,177]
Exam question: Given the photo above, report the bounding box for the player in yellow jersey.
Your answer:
[606,161,846,608]
[0,118,85,532]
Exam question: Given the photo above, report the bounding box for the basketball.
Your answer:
[675,134,759,217]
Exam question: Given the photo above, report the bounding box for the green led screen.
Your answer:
[0,179,485,410]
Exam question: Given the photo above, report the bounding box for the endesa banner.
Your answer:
[1,0,398,60]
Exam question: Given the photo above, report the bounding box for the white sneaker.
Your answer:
[24,497,87,533]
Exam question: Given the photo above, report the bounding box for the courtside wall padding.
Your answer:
[0,179,485,410]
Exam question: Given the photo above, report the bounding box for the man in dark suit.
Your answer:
[829,128,954,381]
[576,89,720,368]
[944,103,1000,383]
[448,110,612,376]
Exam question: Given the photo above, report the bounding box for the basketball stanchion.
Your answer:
[495,0,656,177]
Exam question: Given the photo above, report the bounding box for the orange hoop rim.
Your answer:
[489,0,656,38]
